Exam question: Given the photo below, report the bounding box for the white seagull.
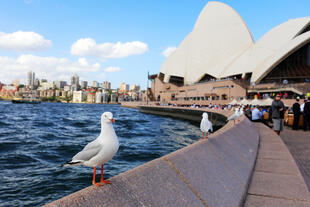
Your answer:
[200,112,213,140]
[63,112,119,186]
[227,108,240,124]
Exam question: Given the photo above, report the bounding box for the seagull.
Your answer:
[63,112,119,186]
[227,108,240,124]
[200,112,213,140]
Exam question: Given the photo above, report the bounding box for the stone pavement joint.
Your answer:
[163,157,210,207]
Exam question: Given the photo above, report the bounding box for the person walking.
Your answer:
[251,105,262,122]
[271,94,285,135]
[292,97,300,130]
[303,97,310,131]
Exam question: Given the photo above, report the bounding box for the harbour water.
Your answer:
[0,102,201,207]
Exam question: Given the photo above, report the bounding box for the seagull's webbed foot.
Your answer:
[101,180,111,184]
[93,181,103,187]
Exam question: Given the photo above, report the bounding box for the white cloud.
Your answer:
[0,31,52,51]
[0,55,101,84]
[162,46,177,57]
[104,66,121,72]
[70,38,148,59]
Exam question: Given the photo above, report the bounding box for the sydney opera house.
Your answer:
[147,1,310,105]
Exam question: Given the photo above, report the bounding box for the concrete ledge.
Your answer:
[45,116,259,207]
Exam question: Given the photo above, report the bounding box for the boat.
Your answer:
[12,97,41,104]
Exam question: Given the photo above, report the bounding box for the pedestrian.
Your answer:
[251,105,262,122]
[303,97,310,131]
[292,97,300,130]
[271,94,285,135]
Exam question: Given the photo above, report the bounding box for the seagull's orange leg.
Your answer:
[100,164,111,184]
[92,166,103,186]
[100,164,104,183]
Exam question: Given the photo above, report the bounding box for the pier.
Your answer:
[44,104,310,207]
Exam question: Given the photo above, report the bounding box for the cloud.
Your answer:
[0,55,101,84]
[104,66,121,72]
[162,46,177,57]
[0,31,52,51]
[70,38,148,59]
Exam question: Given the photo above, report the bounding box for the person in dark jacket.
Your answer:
[303,97,310,131]
[292,97,300,130]
[271,94,285,135]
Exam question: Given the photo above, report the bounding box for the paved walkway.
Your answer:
[245,123,310,207]
[280,127,310,191]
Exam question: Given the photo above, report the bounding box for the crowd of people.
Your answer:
[159,95,310,135]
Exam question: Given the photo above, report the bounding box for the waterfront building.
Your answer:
[61,91,67,98]
[110,93,118,103]
[87,93,95,103]
[95,92,102,103]
[148,1,310,105]
[81,80,88,89]
[27,71,35,88]
[12,79,20,87]
[73,91,86,103]
[46,90,55,98]
[39,82,55,90]
[101,81,111,90]
[55,90,60,97]
[63,85,70,92]
[102,91,109,103]
[120,82,129,92]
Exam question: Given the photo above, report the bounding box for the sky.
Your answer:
[0,0,309,89]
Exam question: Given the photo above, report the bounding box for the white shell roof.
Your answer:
[160,1,254,84]
[159,1,310,84]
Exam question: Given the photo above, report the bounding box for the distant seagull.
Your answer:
[227,108,240,124]
[63,112,119,186]
[200,112,213,140]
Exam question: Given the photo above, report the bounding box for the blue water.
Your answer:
[0,102,201,207]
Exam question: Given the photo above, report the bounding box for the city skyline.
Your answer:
[0,0,310,88]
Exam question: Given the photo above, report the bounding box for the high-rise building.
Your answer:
[54,80,67,89]
[71,74,79,86]
[92,81,99,88]
[34,79,40,88]
[71,74,79,91]
[12,79,20,87]
[27,71,35,87]
[101,81,111,90]
[120,82,129,92]
[81,80,88,89]
[130,84,140,91]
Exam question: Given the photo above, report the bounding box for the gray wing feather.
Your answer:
[72,146,101,161]
[72,139,102,161]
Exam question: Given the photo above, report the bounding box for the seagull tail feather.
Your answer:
[61,160,82,167]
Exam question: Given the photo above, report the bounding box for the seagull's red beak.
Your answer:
[110,118,115,123]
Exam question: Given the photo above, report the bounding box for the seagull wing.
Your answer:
[72,139,102,162]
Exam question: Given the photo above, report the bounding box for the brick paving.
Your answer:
[280,127,310,191]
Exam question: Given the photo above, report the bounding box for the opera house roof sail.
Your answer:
[159,1,310,85]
